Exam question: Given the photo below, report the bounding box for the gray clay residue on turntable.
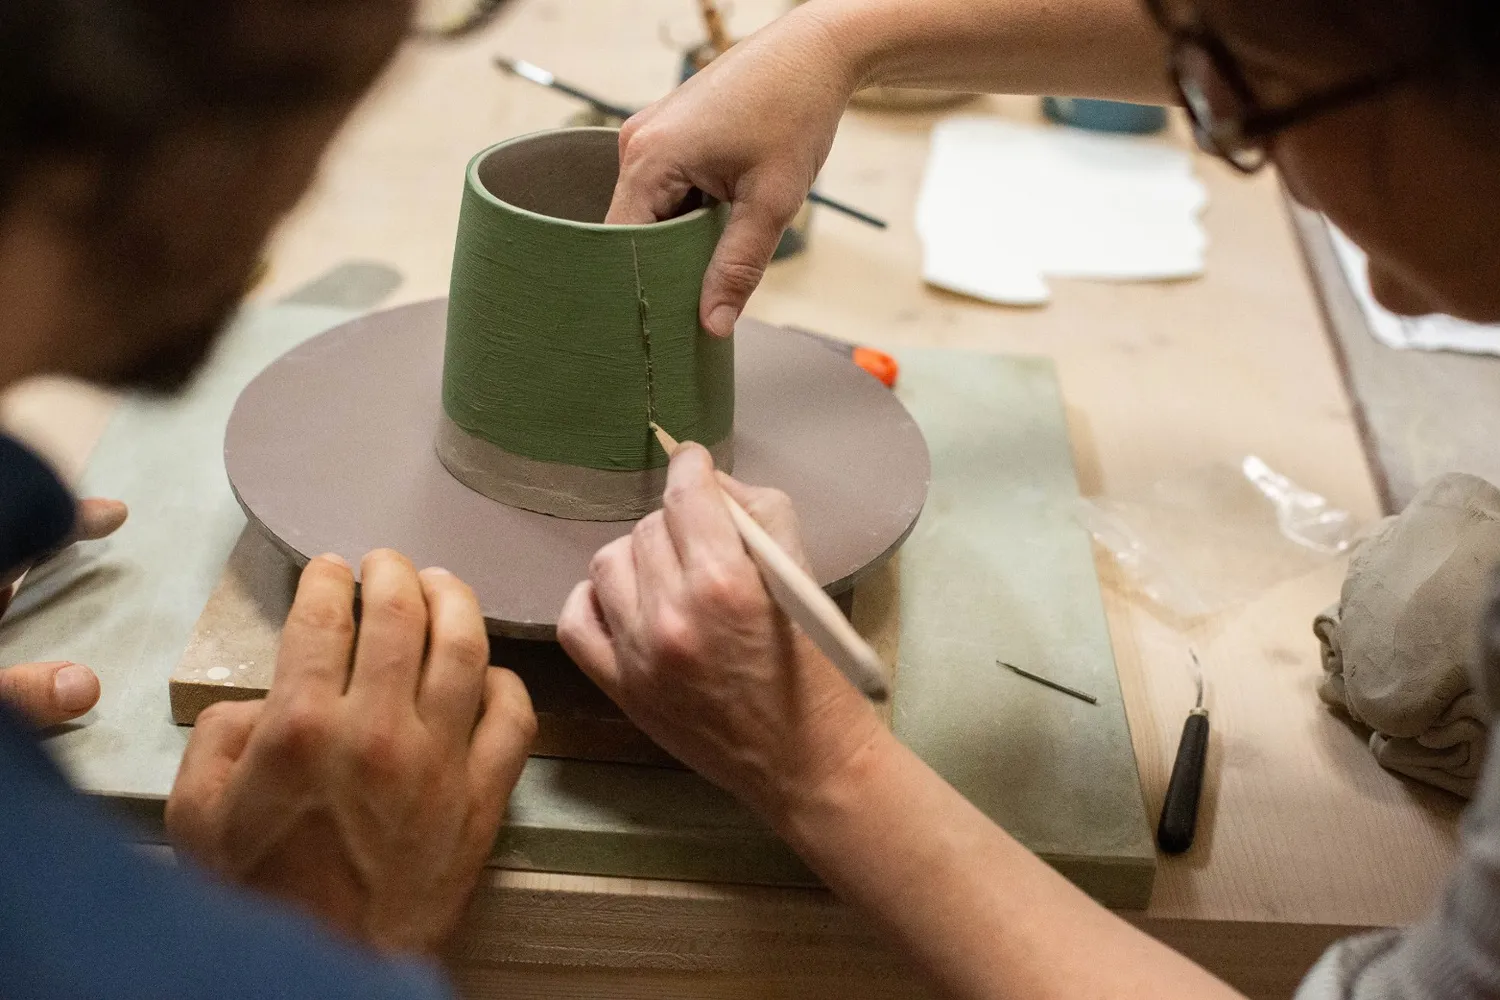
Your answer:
[225,300,930,638]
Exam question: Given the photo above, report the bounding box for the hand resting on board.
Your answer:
[166,549,536,956]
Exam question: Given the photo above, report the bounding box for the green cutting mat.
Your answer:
[892,351,1154,903]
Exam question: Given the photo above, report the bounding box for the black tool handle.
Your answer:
[1157,710,1209,854]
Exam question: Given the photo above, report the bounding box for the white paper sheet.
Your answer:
[1327,220,1500,355]
[915,116,1209,306]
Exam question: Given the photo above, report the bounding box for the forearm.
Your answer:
[797,0,1173,103]
[775,729,1244,1000]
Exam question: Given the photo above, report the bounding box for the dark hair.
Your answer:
[1297,0,1498,84]
[1445,0,1500,84]
[0,0,408,200]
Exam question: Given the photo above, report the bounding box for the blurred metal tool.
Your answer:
[495,57,636,121]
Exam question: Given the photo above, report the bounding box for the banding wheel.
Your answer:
[225,301,930,639]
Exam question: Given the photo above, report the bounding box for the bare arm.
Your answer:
[558,448,1244,1000]
[607,0,1171,337]
[778,727,1241,1000]
[829,0,1170,101]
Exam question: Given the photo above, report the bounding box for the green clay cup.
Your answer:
[438,127,734,520]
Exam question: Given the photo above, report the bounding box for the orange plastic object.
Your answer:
[852,346,900,388]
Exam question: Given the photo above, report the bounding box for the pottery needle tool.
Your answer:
[1157,649,1210,854]
[803,194,886,230]
[491,57,888,230]
[650,422,891,702]
[997,660,1097,704]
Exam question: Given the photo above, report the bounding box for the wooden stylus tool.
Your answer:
[651,422,891,702]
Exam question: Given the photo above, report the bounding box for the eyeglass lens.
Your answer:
[1173,42,1268,171]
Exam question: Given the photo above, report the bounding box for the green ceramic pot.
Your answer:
[439,127,734,520]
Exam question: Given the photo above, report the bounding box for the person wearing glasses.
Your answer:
[559,0,1500,997]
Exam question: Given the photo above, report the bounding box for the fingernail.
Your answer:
[708,305,738,338]
[421,567,452,578]
[78,499,128,539]
[54,664,98,712]
[318,552,349,569]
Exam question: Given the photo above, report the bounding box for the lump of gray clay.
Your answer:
[1315,472,1500,798]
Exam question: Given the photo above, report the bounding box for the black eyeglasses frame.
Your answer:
[1143,0,1417,173]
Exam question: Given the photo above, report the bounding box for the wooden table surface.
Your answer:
[0,1,1464,997]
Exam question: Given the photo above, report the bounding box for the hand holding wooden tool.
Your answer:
[651,422,891,702]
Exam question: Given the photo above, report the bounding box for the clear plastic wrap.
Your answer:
[1076,457,1360,619]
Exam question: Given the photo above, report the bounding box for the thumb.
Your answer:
[0,661,101,728]
[699,187,799,338]
[73,498,128,542]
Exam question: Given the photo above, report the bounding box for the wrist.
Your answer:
[763,706,901,847]
[793,0,909,91]
[779,0,886,95]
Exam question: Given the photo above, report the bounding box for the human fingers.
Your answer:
[465,667,536,814]
[557,581,623,696]
[716,472,812,571]
[699,181,804,338]
[347,549,427,712]
[631,512,691,634]
[606,120,698,225]
[73,498,128,542]
[416,567,490,736]
[661,443,745,569]
[632,511,683,589]
[270,554,356,702]
[586,535,640,640]
[165,699,265,855]
[0,660,100,727]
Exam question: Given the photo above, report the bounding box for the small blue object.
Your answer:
[1042,97,1168,134]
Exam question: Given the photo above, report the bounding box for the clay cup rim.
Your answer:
[465,126,714,232]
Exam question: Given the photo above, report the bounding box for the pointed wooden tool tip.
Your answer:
[650,422,679,455]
